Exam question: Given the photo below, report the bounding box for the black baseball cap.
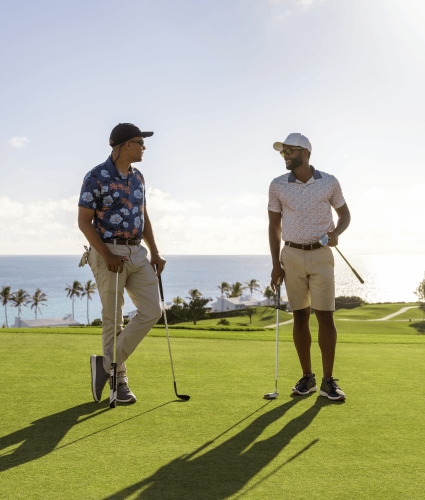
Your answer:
[109,123,154,147]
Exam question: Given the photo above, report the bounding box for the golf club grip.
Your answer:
[276,284,280,309]
[158,273,165,301]
[352,269,365,284]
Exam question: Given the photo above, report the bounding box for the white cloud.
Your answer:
[8,137,29,148]
[2,184,421,256]
[341,184,425,254]
[219,193,267,212]
[154,213,269,254]
[146,187,201,212]
[0,196,84,255]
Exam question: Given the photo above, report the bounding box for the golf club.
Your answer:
[319,235,364,284]
[109,270,119,409]
[263,284,280,400]
[157,272,190,401]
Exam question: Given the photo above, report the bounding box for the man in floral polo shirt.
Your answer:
[78,123,165,404]
[268,133,351,401]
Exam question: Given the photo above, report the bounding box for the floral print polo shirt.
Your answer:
[78,156,146,241]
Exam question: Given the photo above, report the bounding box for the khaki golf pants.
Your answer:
[88,243,162,375]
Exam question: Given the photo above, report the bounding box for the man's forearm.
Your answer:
[78,219,112,260]
[334,212,351,236]
[269,226,282,265]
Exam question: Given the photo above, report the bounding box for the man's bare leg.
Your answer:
[293,307,313,375]
[315,310,337,379]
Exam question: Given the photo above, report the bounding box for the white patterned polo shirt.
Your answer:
[268,167,346,244]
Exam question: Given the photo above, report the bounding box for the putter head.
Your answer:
[178,394,191,401]
[263,392,279,400]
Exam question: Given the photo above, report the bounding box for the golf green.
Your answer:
[1,330,424,499]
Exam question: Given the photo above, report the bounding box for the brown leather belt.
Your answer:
[105,238,141,246]
[285,241,322,251]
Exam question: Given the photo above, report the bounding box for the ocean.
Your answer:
[0,253,424,326]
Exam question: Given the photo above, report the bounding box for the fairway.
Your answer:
[2,328,425,499]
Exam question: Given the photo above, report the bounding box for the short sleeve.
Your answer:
[268,180,282,213]
[329,177,346,209]
[78,172,101,211]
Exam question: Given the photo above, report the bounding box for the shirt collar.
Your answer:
[288,165,322,183]
[105,156,134,180]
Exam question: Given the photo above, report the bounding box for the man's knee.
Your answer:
[315,310,335,328]
[293,307,310,324]
[134,301,162,324]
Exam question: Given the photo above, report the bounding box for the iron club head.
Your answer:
[263,392,279,400]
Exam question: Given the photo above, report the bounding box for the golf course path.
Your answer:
[265,319,294,328]
[264,306,418,327]
[368,306,418,321]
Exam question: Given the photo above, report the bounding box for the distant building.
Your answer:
[211,295,269,313]
[12,314,80,328]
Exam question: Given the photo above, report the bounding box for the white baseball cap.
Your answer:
[273,133,312,153]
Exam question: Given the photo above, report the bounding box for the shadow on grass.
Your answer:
[409,322,425,334]
[0,400,173,472]
[105,397,339,500]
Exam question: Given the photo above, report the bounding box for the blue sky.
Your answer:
[1,0,424,254]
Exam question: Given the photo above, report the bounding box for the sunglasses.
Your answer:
[129,139,145,147]
[280,147,304,157]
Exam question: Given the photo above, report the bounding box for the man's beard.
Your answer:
[285,155,303,171]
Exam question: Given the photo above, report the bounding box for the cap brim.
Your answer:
[273,142,283,152]
[141,131,154,138]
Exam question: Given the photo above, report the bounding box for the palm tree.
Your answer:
[263,286,275,307]
[29,289,48,319]
[244,279,260,297]
[81,280,97,325]
[10,289,30,318]
[65,281,83,319]
[172,296,185,307]
[217,282,230,298]
[229,282,244,298]
[0,286,12,327]
[187,289,202,300]
[217,282,230,312]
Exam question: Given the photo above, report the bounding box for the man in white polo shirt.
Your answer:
[268,133,351,401]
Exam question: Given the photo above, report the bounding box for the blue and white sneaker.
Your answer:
[292,373,317,395]
[319,377,346,401]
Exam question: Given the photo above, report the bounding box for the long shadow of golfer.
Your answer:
[0,400,175,473]
[105,396,339,500]
[0,401,109,472]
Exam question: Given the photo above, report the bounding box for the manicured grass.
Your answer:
[334,302,417,320]
[335,302,415,319]
[1,330,425,499]
[389,307,424,321]
[177,306,293,328]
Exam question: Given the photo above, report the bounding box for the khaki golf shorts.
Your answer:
[280,245,335,312]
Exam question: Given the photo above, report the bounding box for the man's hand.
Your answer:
[270,263,285,291]
[151,252,166,275]
[327,229,339,247]
[103,253,129,273]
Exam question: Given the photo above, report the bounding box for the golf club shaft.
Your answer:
[274,284,280,394]
[110,271,118,408]
[335,247,364,284]
[157,273,190,400]
[158,275,177,382]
